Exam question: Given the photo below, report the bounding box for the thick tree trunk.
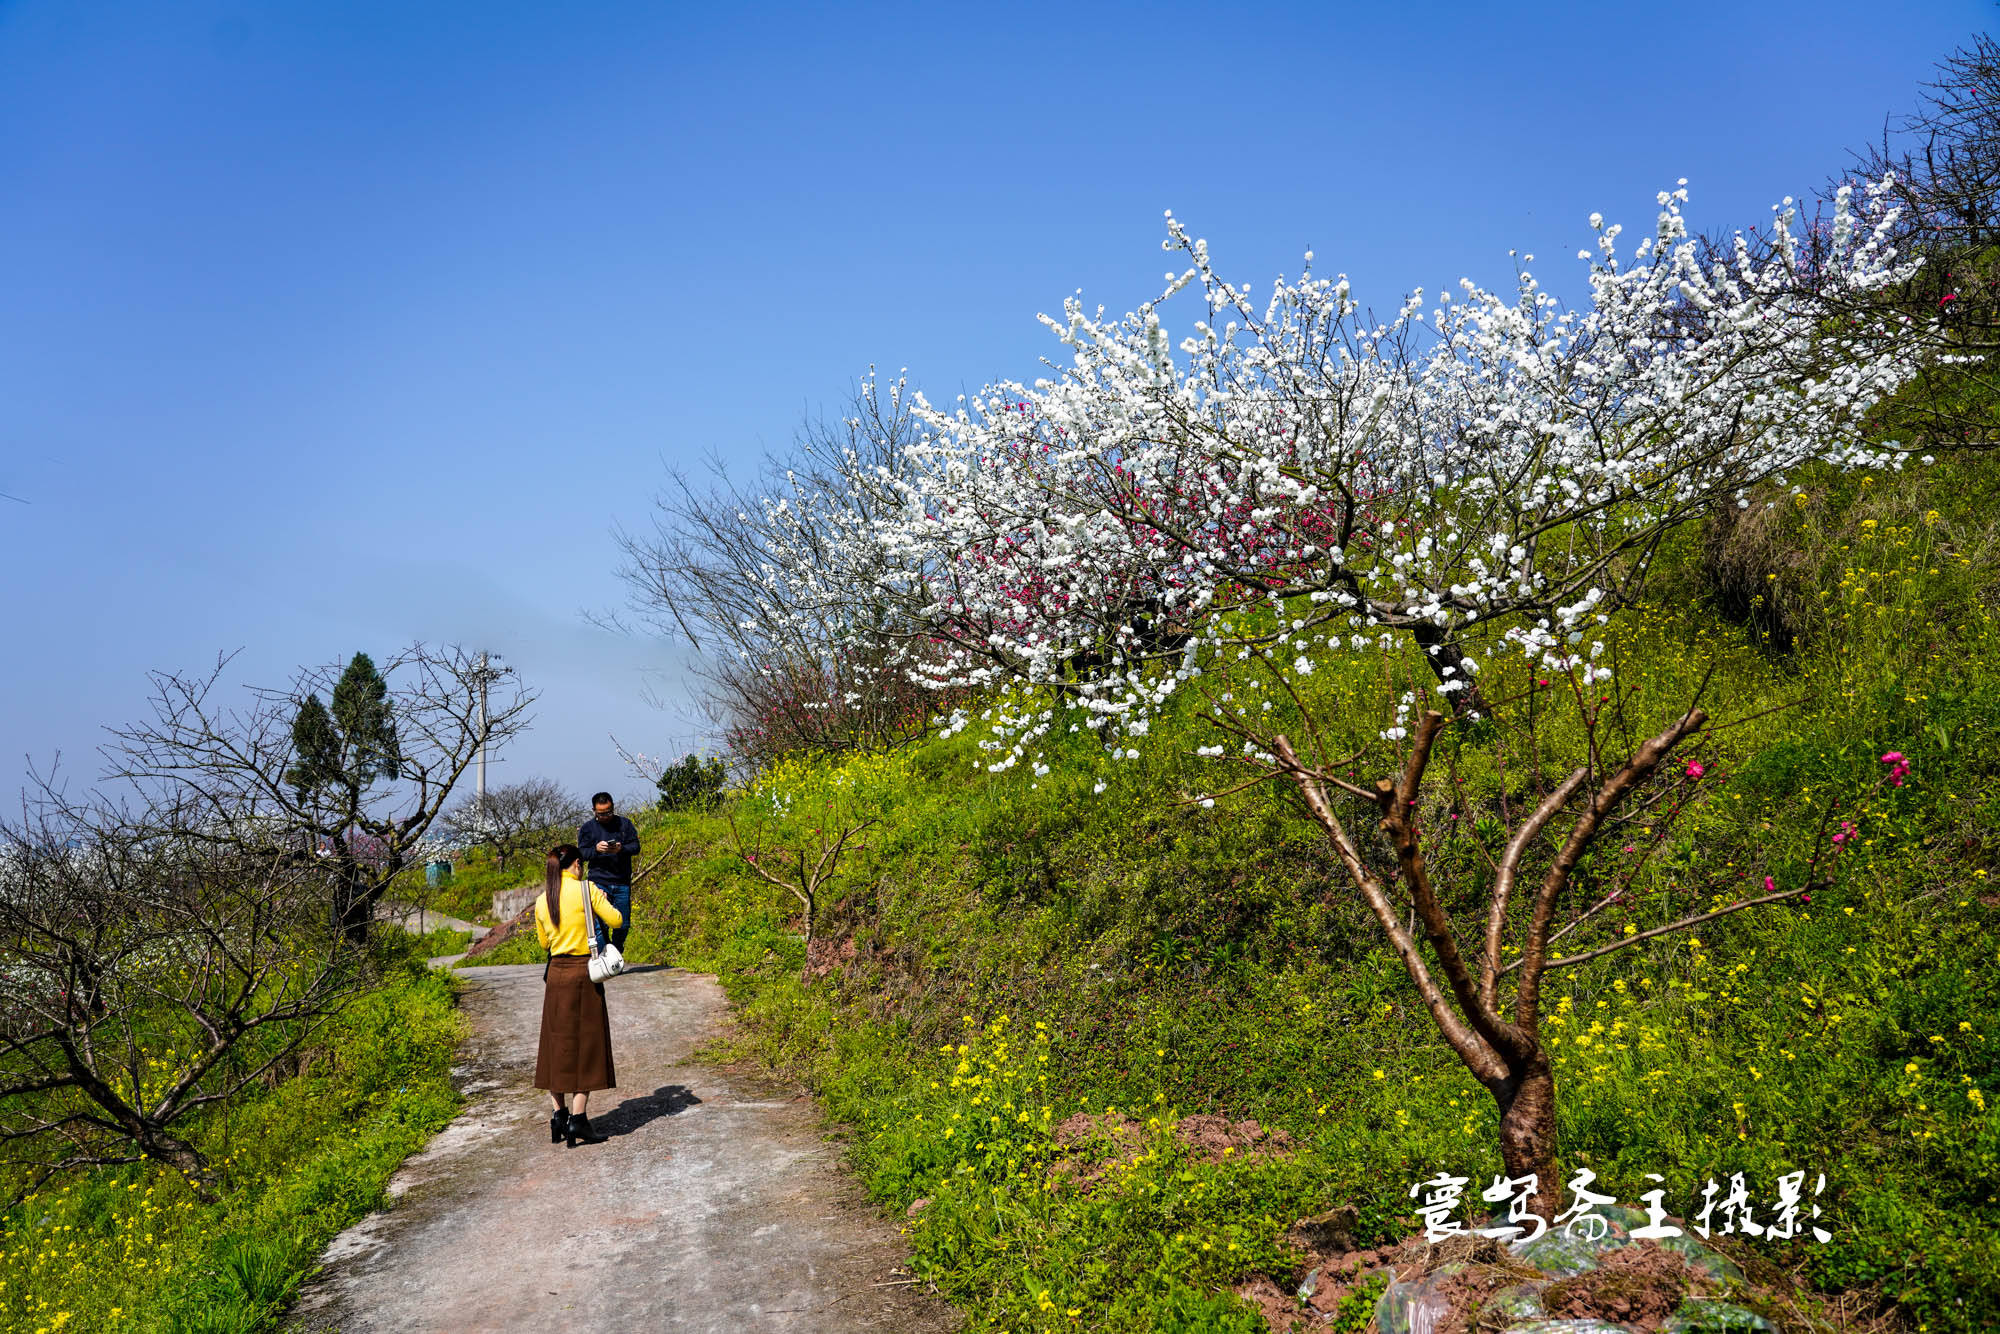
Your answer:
[333,867,374,947]
[139,1125,215,1202]
[1409,622,1493,719]
[64,1050,218,1202]
[1493,1055,1561,1222]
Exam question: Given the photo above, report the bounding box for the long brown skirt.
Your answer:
[535,955,616,1093]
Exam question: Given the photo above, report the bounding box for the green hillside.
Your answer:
[602,454,2000,1333]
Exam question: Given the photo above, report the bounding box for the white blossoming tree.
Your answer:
[761,179,1938,1218]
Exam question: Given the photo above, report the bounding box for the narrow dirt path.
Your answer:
[290,964,959,1333]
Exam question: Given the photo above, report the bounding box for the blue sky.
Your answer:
[0,0,1986,804]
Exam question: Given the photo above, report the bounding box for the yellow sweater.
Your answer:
[534,872,624,956]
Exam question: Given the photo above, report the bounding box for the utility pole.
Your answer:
[476,650,490,804]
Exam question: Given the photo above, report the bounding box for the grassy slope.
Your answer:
[420,846,540,923]
[602,456,2000,1333]
[0,934,465,1334]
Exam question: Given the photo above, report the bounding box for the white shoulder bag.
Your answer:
[586,883,626,983]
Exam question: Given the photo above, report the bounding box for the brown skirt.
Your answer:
[535,955,616,1093]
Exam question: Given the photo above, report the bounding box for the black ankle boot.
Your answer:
[550,1109,568,1143]
[566,1112,607,1146]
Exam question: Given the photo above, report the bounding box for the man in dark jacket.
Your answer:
[577,792,640,951]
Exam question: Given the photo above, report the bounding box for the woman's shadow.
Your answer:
[595,1084,702,1138]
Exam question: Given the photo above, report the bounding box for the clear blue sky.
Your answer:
[0,0,1986,803]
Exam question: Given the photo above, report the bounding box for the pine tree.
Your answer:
[286,652,408,940]
[285,694,341,794]
[329,652,400,783]
[287,654,401,796]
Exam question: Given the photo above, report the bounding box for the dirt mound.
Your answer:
[1054,1111,1293,1157]
[1176,1114,1297,1158]
[805,934,860,979]
[1540,1244,1697,1329]
[1233,1204,1816,1334]
[460,903,534,959]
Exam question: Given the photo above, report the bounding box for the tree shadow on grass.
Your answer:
[594,1085,702,1138]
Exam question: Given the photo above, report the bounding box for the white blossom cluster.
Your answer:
[749,180,1936,774]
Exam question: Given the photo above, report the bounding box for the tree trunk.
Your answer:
[1493,1054,1561,1222]
[139,1125,215,1202]
[333,866,373,946]
[1409,622,1493,718]
[798,889,817,985]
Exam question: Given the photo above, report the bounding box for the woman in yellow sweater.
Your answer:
[534,843,623,1147]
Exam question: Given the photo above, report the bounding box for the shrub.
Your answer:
[656,753,728,812]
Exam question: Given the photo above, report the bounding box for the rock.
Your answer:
[1488,1282,1547,1321]
[1291,1203,1360,1254]
[905,1196,931,1217]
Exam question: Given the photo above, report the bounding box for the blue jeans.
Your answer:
[592,882,631,952]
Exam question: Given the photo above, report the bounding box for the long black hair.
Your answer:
[544,844,580,926]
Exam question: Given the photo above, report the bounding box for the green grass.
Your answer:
[604,456,2000,1332]
[457,928,546,967]
[0,935,466,1333]
[417,846,534,923]
[403,924,473,956]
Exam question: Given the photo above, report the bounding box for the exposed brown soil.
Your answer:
[1237,1273,1312,1332]
[460,902,534,959]
[1054,1110,1295,1158]
[1237,1214,1918,1334]
[1537,1244,1699,1331]
[1236,1225,1730,1334]
[1048,1111,1295,1188]
[1176,1113,1297,1158]
[805,933,861,979]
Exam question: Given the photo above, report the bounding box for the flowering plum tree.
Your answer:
[617,379,966,767]
[877,182,1924,717]
[756,180,1941,1216]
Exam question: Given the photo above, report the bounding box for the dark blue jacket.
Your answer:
[577,815,640,886]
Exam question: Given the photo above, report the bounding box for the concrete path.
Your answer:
[290,964,959,1333]
[375,901,491,940]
